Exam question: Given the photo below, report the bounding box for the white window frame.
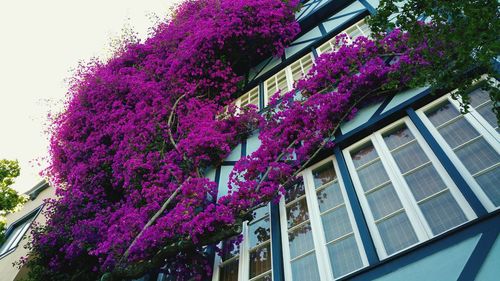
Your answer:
[316,18,371,56]
[263,53,315,107]
[343,117,476,259]
[212,207,273,281]
[416,93,500,212]
[279,157,368,281]
[235,86,260,111]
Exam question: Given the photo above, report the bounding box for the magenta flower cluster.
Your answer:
[26,0,438,280]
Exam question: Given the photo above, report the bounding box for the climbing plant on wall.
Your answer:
[22,0,498,280]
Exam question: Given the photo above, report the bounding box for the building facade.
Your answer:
[204,1,500,281]
[0,181,53,281]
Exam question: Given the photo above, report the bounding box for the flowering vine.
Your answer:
[23,1,450,280]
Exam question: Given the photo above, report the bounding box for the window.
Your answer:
[289,54,314,85]
[343,118,476,258]
[317,19,371,55]
[213,206,272,281]
[0,207,40,257]
[280,158,367,281]
[417,89,500,211]
[264,53,314,107]
[236,87,260,111]
[264,68,290,107]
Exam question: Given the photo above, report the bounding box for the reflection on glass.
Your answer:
[286,198,309,228]
[220,237,240,261]
[351,142,379,168]
[249,243,272,279]
[317,182,343,212]
[288,222,314,259]
[285,180,306,202]
[248,218,271,248]
[312,162,337,187]
[383,125,415,150]
[219,258,239,281]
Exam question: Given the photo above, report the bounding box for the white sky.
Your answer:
[0,0,182,193]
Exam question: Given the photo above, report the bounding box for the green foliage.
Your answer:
[0,159,28,243]
[368,0,500,121]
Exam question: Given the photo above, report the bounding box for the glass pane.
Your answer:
[383,125,415,150]
[454,138,499,175]
[312,162,337,188]
[391,142,429,173]
[321,206,352,242]
[377,212,419,255]
[252,206,269,221]
[288,222,315,259]
[419,191,467,235]
[317,182,344,213]
[476,101,499,131]
[249,244,272,279]
[476,166,500,206]
[426,102,460,127]
[290,253,321,281]
[366,184,403,220]
[286,198,309,228]
[351,142,379,168]
[469,88,491,107]
[219,258,239,281]
[438,118,479,149]
[248,218,271,248]
[286,180,306,202]
[357,160,390,191]
[404,164,446,201]
[327,235,364,278]
[220,237,240,261]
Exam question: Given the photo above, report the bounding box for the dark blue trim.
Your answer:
[241,139,247,157]
[457,229,498,281]
[406,108,488,216]
[251,58,275,84]
[288,37,319,47]
[322,9,365,24]
[358,0,377,15]
[259,83,265,110]
[270,203,285,281]
[318,23,328,36]
[1,204,43,241]
[334,87,432,148]
[334,146,379,265]
[221,161,238,166]
[370,94,395,120]
[214,167,221,187]
[311,46,319,59]
[345,210,500,281]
